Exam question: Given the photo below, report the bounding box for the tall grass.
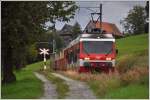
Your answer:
[116,50,148,73]
[121,67,149,85]
[62,70,121,98]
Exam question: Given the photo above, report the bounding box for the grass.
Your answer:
[116,34,148,59]
[1,60,51,99]
[105,83,149,99]
[105,34,149,98]
[40,70,69,99]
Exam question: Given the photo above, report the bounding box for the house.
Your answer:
[58,24,74,46]
[83,20,123,38]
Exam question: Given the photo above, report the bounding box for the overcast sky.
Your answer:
[55,1,146,32]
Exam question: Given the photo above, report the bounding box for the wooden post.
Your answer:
[44,53,47,70]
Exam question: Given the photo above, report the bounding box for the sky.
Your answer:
[54,1,146,32]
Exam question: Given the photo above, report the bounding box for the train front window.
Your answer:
[82,41,113,54]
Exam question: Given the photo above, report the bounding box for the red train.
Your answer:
[54,32,118,73]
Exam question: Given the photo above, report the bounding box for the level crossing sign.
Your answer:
[39,48,49,55]
[39,48,49,70]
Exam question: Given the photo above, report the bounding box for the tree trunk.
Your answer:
[2,46,16,84]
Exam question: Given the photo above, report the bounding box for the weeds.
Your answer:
[116,54,137,73]
[116,50,148,74]
[121,67,149,85]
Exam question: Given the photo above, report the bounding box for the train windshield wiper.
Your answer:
[105,47,112,57]
[83,47,90,56]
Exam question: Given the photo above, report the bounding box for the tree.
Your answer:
[145,1,149,33]
[145,1,149,18]
[1,1,77,83]
[121,5,147,34]
[72,22,82,39]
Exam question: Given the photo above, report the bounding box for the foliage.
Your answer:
[116,52,148,73]
[1,1,78,83]
[26,44,39,64]
[46,31,65,52]
[72,22,82,39]
[47,1,78,29]
[121,5,147,34]
[37,31,65,54]
[121,67,149,85]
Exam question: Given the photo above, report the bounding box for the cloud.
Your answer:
[55,1,146,32]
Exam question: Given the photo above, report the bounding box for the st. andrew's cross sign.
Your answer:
[39,48,49,70]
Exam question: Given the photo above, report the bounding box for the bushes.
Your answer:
[117,50,149,85]
[116,54,137,73]
[116,50,148,73]
[121,67,149,85]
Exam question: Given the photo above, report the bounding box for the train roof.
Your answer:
[80,38,115,42]
[64,33,115,50]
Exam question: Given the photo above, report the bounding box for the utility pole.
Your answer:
[53,39,56,54]
[100,4,102,33]
[80,3,103,33]
[50,39,56,70]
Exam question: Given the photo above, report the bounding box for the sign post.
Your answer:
[39,48,49,70]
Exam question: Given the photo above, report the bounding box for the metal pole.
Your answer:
[100,4,102,33]
[53,39,55,54]
[51,39,56,70]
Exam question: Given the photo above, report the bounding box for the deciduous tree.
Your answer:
[121,5,147,34]
[1,1,77,83]
[72,22,82,39]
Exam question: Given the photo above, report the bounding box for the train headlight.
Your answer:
[106,57,112,60]
[84,57,90,60]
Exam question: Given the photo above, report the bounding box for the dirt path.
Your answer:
[52,73,97,99]
[34,72,57,99]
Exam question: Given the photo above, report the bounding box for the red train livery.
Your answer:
[54,33,117,73]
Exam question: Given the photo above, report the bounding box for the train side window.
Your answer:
[73,49,78,63]
[67,52,71,64]
[70,51,73,64]
[77,48,80,53]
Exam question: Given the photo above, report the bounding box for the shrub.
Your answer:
[116,54,137,73]
[88,72,121,98]
[116,50,148,73]
[120,67,149,85]
[62,71,121,98]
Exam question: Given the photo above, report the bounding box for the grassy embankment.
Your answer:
[62,34,149,99]
[103,34,149,98]
[2,60,69,99]
[1,61,46,99]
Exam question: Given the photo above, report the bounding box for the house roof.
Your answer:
[85,20,123,36]
[58,24,73,36]
[60,24,73,34]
